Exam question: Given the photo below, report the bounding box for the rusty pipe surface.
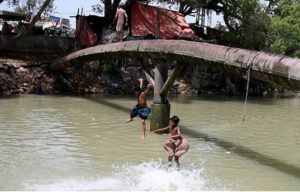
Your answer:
[50,40,300,90]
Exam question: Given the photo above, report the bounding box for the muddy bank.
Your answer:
[0,62,56,95]
[0,58,296,97]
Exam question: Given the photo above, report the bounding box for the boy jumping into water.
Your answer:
[150,116,190,170]
[127,78,152,140]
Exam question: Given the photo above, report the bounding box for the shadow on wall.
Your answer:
[85,95,300,179]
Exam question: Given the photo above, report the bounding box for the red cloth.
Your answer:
[75,16,98,47]
[131,2,198,39]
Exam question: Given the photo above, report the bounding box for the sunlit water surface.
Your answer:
[0,94,300,190]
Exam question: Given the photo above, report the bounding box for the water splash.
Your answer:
[28,159,207,191]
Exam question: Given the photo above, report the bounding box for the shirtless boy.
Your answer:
[151,116,190,170]
[127,78,152,140]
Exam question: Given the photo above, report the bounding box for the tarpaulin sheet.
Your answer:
[131,2,198,39]
[50,15,61,22]
[75,16,98,48]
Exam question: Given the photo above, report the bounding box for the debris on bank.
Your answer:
[0,63,56,95]
[0,58,295,97]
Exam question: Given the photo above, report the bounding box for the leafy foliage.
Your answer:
[2,0,55,16]
[266,0,300,57]
[205,0,267,50]
[91,0,122,23]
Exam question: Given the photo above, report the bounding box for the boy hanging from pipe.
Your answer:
[126,78,152,140]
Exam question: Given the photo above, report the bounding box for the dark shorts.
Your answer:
[36,86,42,95]
[130,104,151,119]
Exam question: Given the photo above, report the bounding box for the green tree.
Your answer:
[156,0,219,16]
[0,0,54,50]
[14,4,27,13]
[1,0,55,16]
[266,0,300,57]
[212,0,268,50]
[91,0,123,26]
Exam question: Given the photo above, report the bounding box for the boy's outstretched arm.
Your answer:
[139,78,144,89]
[125,11,128,26]
[142,83,152,95]
[150,126,170,134]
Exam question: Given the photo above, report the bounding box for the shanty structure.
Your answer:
[0,10,29,21]
[131,2,198,39]
[74,2,198,48]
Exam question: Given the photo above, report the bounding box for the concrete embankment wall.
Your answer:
[0,35,75,95]
[0,35,74,54]
[0,35,75,68]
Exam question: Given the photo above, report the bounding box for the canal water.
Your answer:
[0,94,299,190]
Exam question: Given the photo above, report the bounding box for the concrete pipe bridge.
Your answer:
[50,40,300,130]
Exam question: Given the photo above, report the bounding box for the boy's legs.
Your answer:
[174,156,180,170]
[126,105,138,122]
[174,139,190,157]
[164,140,175,166]
[119,30,123,42]
[168,156,173,167]
[141,119,146,140]
[138,107,150,139]
[174,139,190,170]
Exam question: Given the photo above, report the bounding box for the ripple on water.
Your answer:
[1,95,300,190]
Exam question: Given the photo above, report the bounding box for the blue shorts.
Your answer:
[36,86,42,95]
[130,105,151,120]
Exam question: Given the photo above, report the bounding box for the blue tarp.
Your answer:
[50,15,61,22]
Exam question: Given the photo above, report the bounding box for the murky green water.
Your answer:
[0,94,300,190]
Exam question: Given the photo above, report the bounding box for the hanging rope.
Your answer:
[243,61,253,122]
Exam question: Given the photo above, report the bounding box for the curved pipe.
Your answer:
[50,40,300,90]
